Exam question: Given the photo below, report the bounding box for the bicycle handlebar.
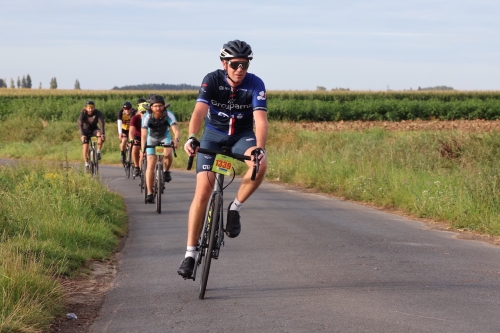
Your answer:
[144,141,177,158]
[187,147,260,181]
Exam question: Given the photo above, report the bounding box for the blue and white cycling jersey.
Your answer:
[196,69,267,136]
[141,110,177,139]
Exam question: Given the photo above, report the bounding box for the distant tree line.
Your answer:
[1,74,34,88]
[0,75,80,89]
[112,83,199,90]
[317,86,350,91]
[418,86,454,91]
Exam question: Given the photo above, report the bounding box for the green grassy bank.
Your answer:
[0,162,127,332]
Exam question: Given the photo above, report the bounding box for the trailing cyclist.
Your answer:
[78,100,106,169]
[129,101,149,177]
[141,94,180,204]
[117,101,137,164]
[178,40,268,278]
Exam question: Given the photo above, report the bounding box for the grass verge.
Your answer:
[0,162,127,332]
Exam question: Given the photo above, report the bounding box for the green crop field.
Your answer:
[1,89,500,122]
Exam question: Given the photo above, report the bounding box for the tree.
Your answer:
[316,86,327,91]
[26,74,32,88]
[10,78,14,89]
[50,77,58,89]
[21,76,26,88]
[17,77,21,88]
[74,79,81,90]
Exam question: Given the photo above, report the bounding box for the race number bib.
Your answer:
[212,154,234,176]
[155,146,164,156]
[91,136,98,143]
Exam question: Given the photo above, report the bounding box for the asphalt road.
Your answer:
[90,165,500,333]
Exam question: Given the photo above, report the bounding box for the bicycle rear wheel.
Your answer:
[156,164,162,214]
[199,193,222,299]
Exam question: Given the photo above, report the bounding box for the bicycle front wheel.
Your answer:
[199,193,222,299]
[90,150,97,177]
[156,164,162,214]
[140,158,147,194]
[126,146,133,178]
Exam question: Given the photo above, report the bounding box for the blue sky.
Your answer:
[1,0,499,91]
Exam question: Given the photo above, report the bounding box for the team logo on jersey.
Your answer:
[257,91,267,101]
[218,112,230,118]
[236,113,243,119]
[219,86,230,90]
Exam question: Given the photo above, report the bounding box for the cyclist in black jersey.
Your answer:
[78,100,106,168]
[178,40,268,278]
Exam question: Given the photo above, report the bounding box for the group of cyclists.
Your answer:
[77,39,268,280]
[78,95,179,199]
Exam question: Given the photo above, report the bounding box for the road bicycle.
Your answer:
[186,146,259,299]
[123,140,134,179]
[86,135,99,177]
[144,141,177,213]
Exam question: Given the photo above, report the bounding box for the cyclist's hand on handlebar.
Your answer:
[81,136,86,143]
[184,137,200,156]
[251,147,266,165]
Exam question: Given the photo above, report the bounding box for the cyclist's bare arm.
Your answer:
[98,113,105,137]
[170,123,181,148]
[189,102,209,138]
[253,110,268,150]
[141,128,148,153]
[129,125,137,142]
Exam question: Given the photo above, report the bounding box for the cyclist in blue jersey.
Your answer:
[141,94,180,204]
[178,40,268,278]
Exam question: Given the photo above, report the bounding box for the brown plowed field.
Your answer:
[287,119,500,132]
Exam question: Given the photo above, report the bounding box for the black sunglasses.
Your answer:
[227,60,249,70]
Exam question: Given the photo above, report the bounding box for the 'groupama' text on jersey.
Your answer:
[196,69,267,136]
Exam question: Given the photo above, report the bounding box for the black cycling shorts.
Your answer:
[195,128,256,173]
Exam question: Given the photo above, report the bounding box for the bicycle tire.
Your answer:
[199,193,222,299]
[128,146,135,179]
[140,158,146,194]
[90,149,97,177]
[94,151,99,176]
[124,147,130,178]
[156,164,162,214]
[125,161,131,178]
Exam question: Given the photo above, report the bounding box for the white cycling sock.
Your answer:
[185,246,197,258]
[230,198,242,211]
